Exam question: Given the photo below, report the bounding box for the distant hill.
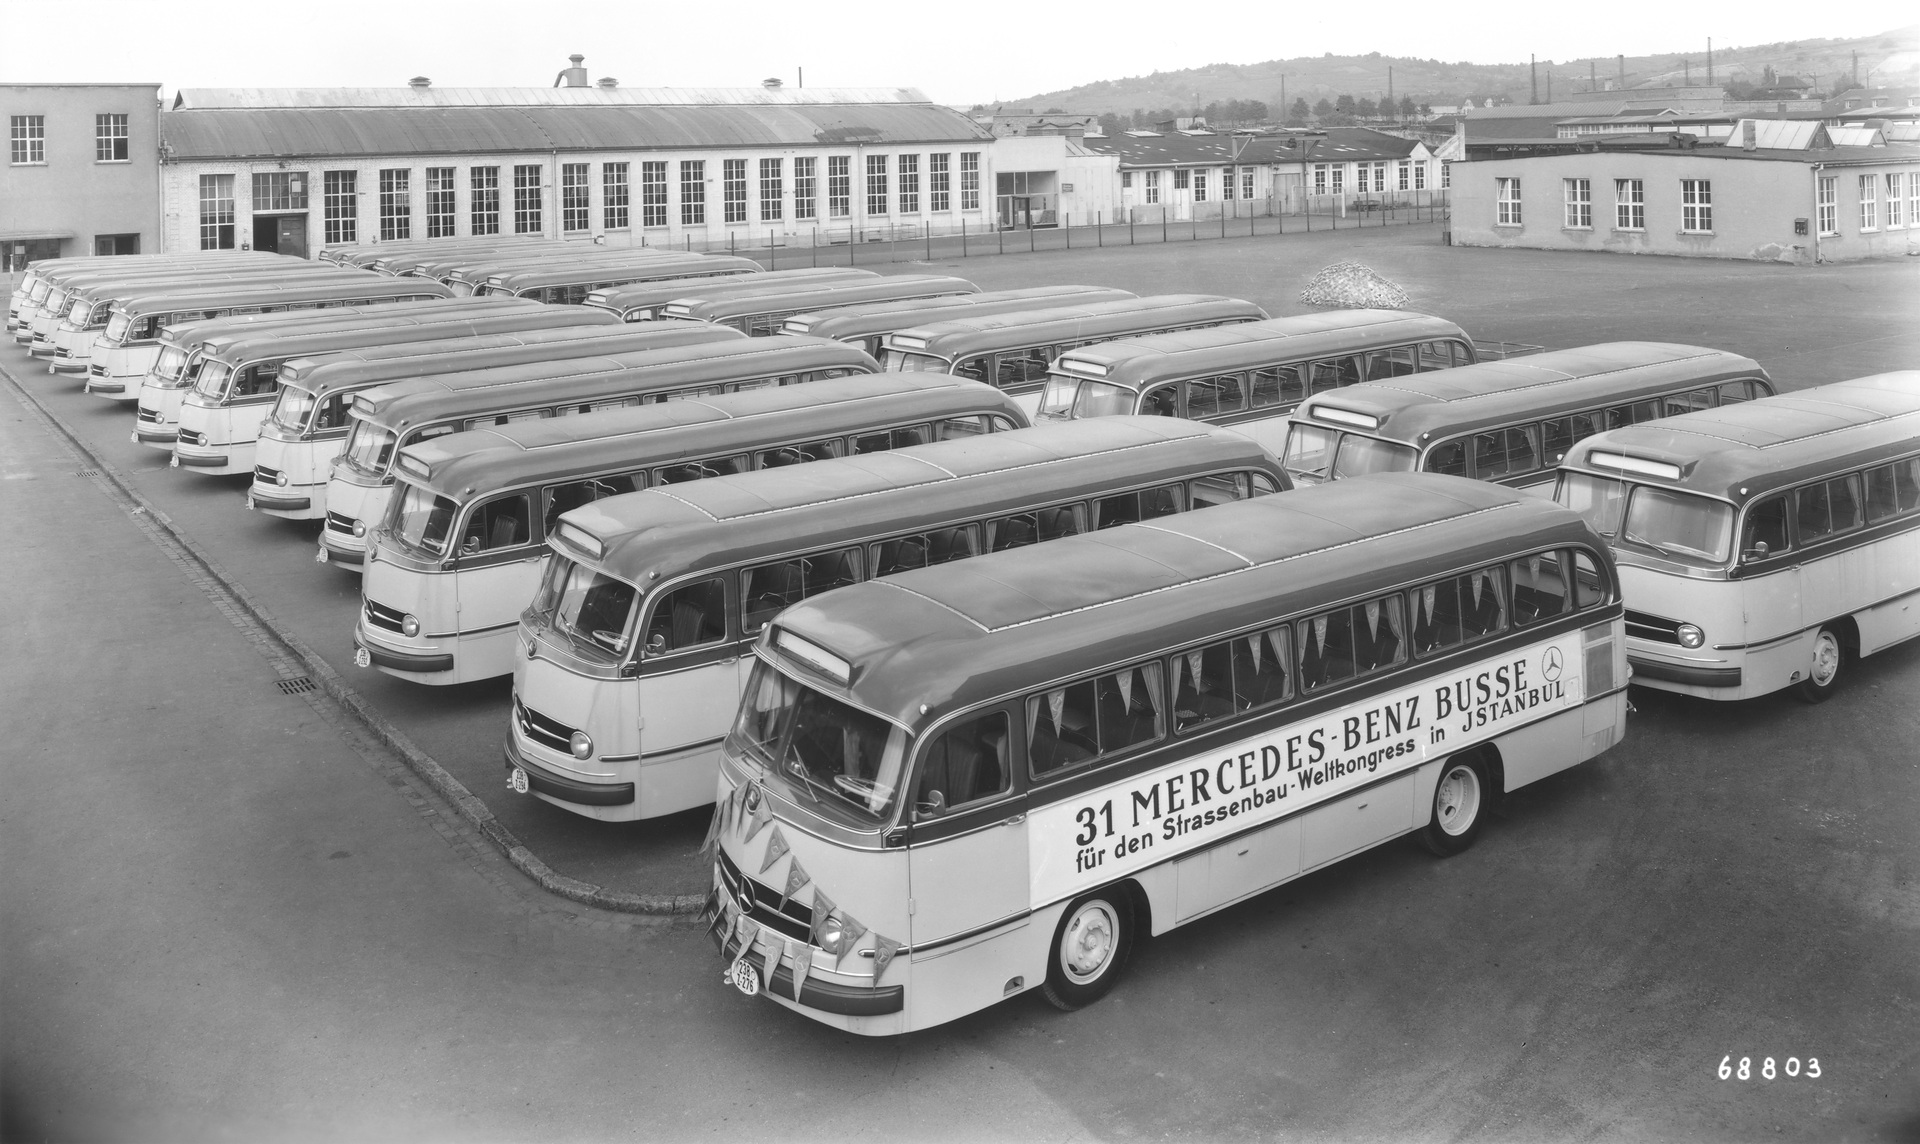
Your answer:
[1005,26,1919,117]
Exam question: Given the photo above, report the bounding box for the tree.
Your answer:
[1243,99,1269,122]
[1334,93,1356,115]
[1356,97,1378,118]
[1419,103,1432,118]
[1398,95,1417,120]
[1291,97,1312,123]
[1313,97,1334,117]
[1096,112,1126,136]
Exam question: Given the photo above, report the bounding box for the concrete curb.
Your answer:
[2,359,706,917]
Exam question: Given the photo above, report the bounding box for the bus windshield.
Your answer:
[67,299,91,324]
[389,482,458,558]
[342,420,399,475]
[1038,378,1136,419]
[1621,487,1734,564]
[1283,426,1417,484]
[732,659,909,823]
[271,387,318,433]
[1555,473,1628,539]
[192,361,233,400]
[530,557,640,661]
[152,345,191,384]
[104,311,132,342]
[882,350,950,373]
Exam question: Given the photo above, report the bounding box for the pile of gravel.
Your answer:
[1299,262,1411,310]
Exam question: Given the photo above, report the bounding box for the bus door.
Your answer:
[636,575,752,811]
[450,490,549,680]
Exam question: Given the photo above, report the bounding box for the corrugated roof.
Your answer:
[172,87,932,109]
[159,103,990,161]
[1083,127,1419,168]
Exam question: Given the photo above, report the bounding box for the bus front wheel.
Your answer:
[1042,889,1135,1011]
[1419,754,1487,857]
[1796,626,1845,704]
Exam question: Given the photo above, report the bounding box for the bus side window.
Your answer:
[1038,504,1084,541]
[459,492,532,554]
[1248,367,1286,410]
[955,355,991,384]
[1173,641,1235,730]
[1742,495,1791,556]
[913,711,1011,820]
[1865,458,1920,521]
[989,415,1021,432]
[1297,610,1356,691]
[801,548,861,597]
[935,416,988,440]
[1189,472,1250,509]
[1188,375,1245,418]
[1417,341,1452,370]
[998,347,1051,388]
[543,473,640,534]
[234,361,281,399]
[644,577,727,655]
[1142,384,1180,418]
[854,425,932,453]
[1472,426,1539,478]
[1352,597,1407,672]
[1028,680,1099,775]
[1424,438,1468,477]
[1095,483,1184,528]
[1717,380,1756,405]
[1510,552,1570,625]
[1231,626,1291,708]
[1307,360,1346,395]
[874,526,977,576]
[406,424,456,448]
[1572,549,1608,609]
[1251,472,1280,495]
[315,394,352,431]
[1665,388,1715,417]
[1799,476,1862,540]
[1094,664,1163,754]
[1366,347,1418,380]
[742,561,806,633]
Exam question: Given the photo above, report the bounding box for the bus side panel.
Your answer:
[903,918,1037,1032]
[1222,416,1291,459]
[1496,702,1613,791]
[1857,529,1920,655]
[1299,774,1416,870]
[1172,817,1302,924]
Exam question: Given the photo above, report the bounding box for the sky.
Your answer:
[0,1,1910,106]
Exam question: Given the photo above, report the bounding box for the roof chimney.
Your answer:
[597,77,619,89]
[554,54,589,88]
[408,76,431,90]
[761,77,784,89]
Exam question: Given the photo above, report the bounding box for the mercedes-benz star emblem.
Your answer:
[1541,646,1565,682]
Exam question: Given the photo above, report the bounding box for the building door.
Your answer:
[93,234,141,256]
[275,216,308,259]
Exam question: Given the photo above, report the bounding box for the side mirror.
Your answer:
[914,789,946,821]
[460,535,481,556]
[1745,540,1770,560]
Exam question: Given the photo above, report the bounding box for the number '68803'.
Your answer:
[1718,1056,1820,1080]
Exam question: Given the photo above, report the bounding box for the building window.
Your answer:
[1144,170,1161,204]
[1174,168,1190,190]
[1817,176,1837,236]
[1370,161,1388,193]
[866,155,889,215]
[559,163,590,233]
[1397,160,1411,191]
[1909,172,1919,232]
[721,159,747,224]
[680,161,705,225]
[1242,167,1255,199]
[961,152,980,211]
[929,153,950,212]
[379,168,412,241]
[1415,162,1427,191]
[794,157,817,221]
[641,161,667,227]
[759,158,782,222]
[10,115,45,164]
[1563,178,1591,229]
[1121,171,1133,190]
[323,171,358,244]
[1496,177,1522,226]
[1887,172,1904,230]
[1194,171,1208,201]
[1330,165,1344,195]
[95,113,129,162]
[425,167,455,237]
[514,164,544,234]
[1858,175,1878,232]
[1614,179,1644,230]
[828,156,851,218]
[251,172,309,212]
[604,162,630,230]
[471,167,500,235]
[1311,164,1328,195]
[898,154,919,213]
[1441,161,1452,189]
[198,174,236,249]
[1681,179,1712,233]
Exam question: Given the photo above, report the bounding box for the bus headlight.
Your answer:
[569,731,593,761]
[351,520,367,538]
[275,471,289,487]
[814,916,850,956]
[1677,624,1704,649]
[401,614,420,638]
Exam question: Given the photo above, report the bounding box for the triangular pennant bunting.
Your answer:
[1365,599,1380,637]
[832,912,869,969]
[787,939,810,1000]
[1047,689,1064,732]
[744,794,772,844]
[779,857,811,913]
[757,927,779,991]
[759,825,790,874]
[1117,670,1132,710]
[698,802,722,858]
[1248,633,1263,671]
[871,935,903,985]
[809,889,838,947]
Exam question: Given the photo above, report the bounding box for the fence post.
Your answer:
[1065,213,1070,249]
[999,224,1004,255]
[926,223,932,261]
[1130,216,1134,244]
[851,228,857,266]
[1029,224,1034,253]
[1097,211,1102,247]
[961,219,967,257]
[767,230,774,269]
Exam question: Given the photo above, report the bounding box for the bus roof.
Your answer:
[398,375,1024,498]
[448,247,697,282]
[661,275,978,322]
[558,418,1283,585]
[1560,371,1920,505]
[1051,311,1470,387]
[768,473,1597,729]
[485,255,758,291]
[159,297,543,348]
[115,277,450,316]
[1295,343,1768,444]
[30,253,293,285]
[782,285,1138,340]
[278,323,743,396]
[586,268,876,313]
[192,307,618,366]
[369,241,588,273]
[351,336,876,429]
[884,295,1270,358]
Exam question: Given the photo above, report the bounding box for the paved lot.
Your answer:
[4,229,1918,1141]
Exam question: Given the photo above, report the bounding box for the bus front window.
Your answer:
[1282,425,1340,485]
[1622,488,1734,565]
[1073,381,1139,419]
[192,361,232,401]
[342,420,398,476]
[882,350,950,373]
[1035,375,1080,419]
[271,387,317,433]
[531,557,641,661]
[103,311,132,343]
[1333,435,1416,478]
[1555,473,1628,539]
[151,345,190,384]
[731,659,909,822]
[389,482,458,558]
[67,299,91,325]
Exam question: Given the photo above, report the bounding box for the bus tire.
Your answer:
[1418,753,1487,857]
[1041,888,1135,1012]
[1795,626,1844,704]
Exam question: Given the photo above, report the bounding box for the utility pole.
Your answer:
[1618,54,1626,90]
[1531,55,1538,104]
[1707,38,1713,85]
[1590,59,1597,93]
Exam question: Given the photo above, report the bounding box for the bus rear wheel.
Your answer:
[1042,889,1135,1011]
[1795,626,1844,704]
[1419,754,1487,857]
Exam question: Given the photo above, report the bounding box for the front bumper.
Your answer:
[502,736,635,806]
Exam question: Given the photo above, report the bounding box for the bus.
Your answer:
[880,296,1270,416]
[322,236,562,268]
[1554,371,1920,704]
[585,268,878,323]
[660,275,979,336]
[357,375,1030,684]
[87,278,452,398]
[9,252,292,333]
[703,471,1626,1033]
[162,308,628,473]
[30,260,337,361]
[1034,311,1477,453]
[508,418,1288,821]
[480,255,764,305]
[782,286,1138,360]
[250,324,746,520]
[365,239,587,275]
[318,335,880,568]
[1279,344,1775,493]
[46,265,354,373]
[443,248,699,297]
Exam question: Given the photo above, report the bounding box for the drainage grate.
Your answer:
[275,676,318,695]
[77,468,99,477]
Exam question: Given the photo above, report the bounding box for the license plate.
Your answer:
[353,645,370,668]
[509,767,529,795]
[727,956,761,997]
[245,496,255,511]
[314,547,329,564]
[168,455,179,468]
[129,432,138,444]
